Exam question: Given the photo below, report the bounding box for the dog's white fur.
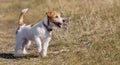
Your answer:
[14,8,65,57]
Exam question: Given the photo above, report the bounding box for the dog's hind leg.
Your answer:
[22,39,28,55]
[14,37,23,57]
[26,40,31,49]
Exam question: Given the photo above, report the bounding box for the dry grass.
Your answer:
[0,0,120,65]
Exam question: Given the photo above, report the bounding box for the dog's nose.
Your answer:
[62,19,66,22]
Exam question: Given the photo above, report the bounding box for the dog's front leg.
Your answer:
[34,36,42,54]
[42,37,51,57]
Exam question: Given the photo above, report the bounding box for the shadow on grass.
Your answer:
[0,53,39,59]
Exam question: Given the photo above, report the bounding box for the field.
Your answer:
[0,0,120,65]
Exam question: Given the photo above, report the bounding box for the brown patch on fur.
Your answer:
[46,11,60,23]
[16,23,35,34]
[27,24,34,27]
[16,11,26,34]
[18,13,25,26]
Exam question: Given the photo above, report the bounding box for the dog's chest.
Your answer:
[35,27,52,39]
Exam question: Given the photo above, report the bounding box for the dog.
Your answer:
[14,8,66,57]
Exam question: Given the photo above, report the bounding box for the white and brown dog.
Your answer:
[14,8,66,57]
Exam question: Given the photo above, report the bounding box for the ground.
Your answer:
[0,0,120,65]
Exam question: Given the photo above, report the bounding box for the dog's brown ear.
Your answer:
[46,12,52,18]
[46,11,57,18]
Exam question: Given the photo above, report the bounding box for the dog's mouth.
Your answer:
[53,22,63,28]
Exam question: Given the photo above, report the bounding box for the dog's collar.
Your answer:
[42,22,53,32]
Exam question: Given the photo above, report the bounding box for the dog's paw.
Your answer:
[41,53,48,58]
[38,52,47,57]
[42,55,48,58]
[23,51,28,55]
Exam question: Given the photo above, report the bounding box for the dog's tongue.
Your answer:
[59,25,63,28]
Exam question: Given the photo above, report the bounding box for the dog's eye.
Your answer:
[55,16,58,18]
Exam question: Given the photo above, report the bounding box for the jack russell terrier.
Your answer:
[14,8,66,57]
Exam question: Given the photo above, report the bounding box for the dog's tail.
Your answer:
[18,8,28,26]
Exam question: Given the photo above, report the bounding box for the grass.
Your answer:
[0,0,120,65]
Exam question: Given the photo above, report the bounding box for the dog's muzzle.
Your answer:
[53,22,63,28]
[53,18,67,28]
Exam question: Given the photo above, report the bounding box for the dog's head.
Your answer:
[46,11,66,28]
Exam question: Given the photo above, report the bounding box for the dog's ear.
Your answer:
[46,11,57,18]
[46,12,52,18]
